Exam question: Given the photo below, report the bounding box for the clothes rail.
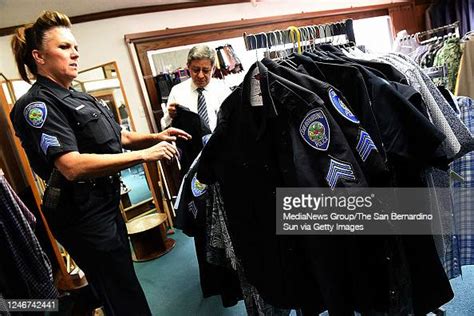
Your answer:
[417,21,460,40]
[243,19,355,51]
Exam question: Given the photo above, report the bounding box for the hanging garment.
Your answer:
[291,53,388,164]
[395,53,474,158]
[0,175,58,299]
[429,0,474,36]
[451,96,474,267]
[306,48,455,314]
[206,183,292,316]
[305,50,447,177]
[380,53,474,161]
[261,57,391,187]
[199,62,342,313]
[171,106,211,176]
[376,53,472,282]
[433,37,463,92]
[455,36,474,98]
[198,60,455,314]
[457,0,474,36]
[175,153,291,315]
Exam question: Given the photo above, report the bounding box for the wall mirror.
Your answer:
[73,62,155,219]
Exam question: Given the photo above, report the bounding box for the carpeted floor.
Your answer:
[120,167,152,205]
[134,230,246,316]
[134,231,473,316]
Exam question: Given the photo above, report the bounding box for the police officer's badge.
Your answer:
[24,101,47,128]
[328,89,360,124]
[300,108,330,151]
[191,174,207,197]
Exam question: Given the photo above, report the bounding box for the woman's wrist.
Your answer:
[153,132,163,143]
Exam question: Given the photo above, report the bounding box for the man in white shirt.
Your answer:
[160,45,230,132]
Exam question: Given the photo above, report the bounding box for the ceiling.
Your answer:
[0,0,236,30]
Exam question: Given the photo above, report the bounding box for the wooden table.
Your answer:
[126,213,176,262]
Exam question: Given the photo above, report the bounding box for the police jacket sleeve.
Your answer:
[11,96,79,164]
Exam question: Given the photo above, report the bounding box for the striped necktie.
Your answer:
[197,87,209,126]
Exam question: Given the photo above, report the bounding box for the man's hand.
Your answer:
[157,127,192,142]
[168,103,178,119]
[142,141,178,162]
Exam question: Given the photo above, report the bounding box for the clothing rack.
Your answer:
[417,21,460,41]
[243,19,355,51]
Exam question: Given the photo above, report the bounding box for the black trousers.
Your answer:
[49,181,151,316]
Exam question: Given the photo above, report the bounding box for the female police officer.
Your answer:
[10,11,191,315]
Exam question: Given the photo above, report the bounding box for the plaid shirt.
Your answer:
[0,176,58,299]
[451,96,474,267]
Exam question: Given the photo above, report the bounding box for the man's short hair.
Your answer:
[187,45,215,65]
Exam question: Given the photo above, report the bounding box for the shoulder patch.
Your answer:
[328,89,360,124]
[300,108,330,151]
[191,174,207,197]
[40,133,60,155]
[326,157,357,189]
[356,130,377,162]
[23,101,47,128]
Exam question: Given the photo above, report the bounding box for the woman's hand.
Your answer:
[142,141,178,162]
[157,127,192,142]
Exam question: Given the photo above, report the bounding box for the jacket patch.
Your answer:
[300,108,330,151]
[191,174,207,197]
[328,89,360,124]
[40,133,60,155]
[356,130,377,162]
[326,157,357,189]
[24,101,47,128]
[188,201,198,219]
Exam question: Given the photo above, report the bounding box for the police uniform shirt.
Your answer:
[262,58,390,187]
[293,54,388,162]
[315,45,409,84]
[305,53,447,167]
[197,64,327,310]
[10,75,122,181]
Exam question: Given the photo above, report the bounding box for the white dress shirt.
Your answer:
[160,78,230,131]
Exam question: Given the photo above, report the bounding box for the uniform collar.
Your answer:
[35,74,72,99]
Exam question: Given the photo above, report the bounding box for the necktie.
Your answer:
[197,88,209,126]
